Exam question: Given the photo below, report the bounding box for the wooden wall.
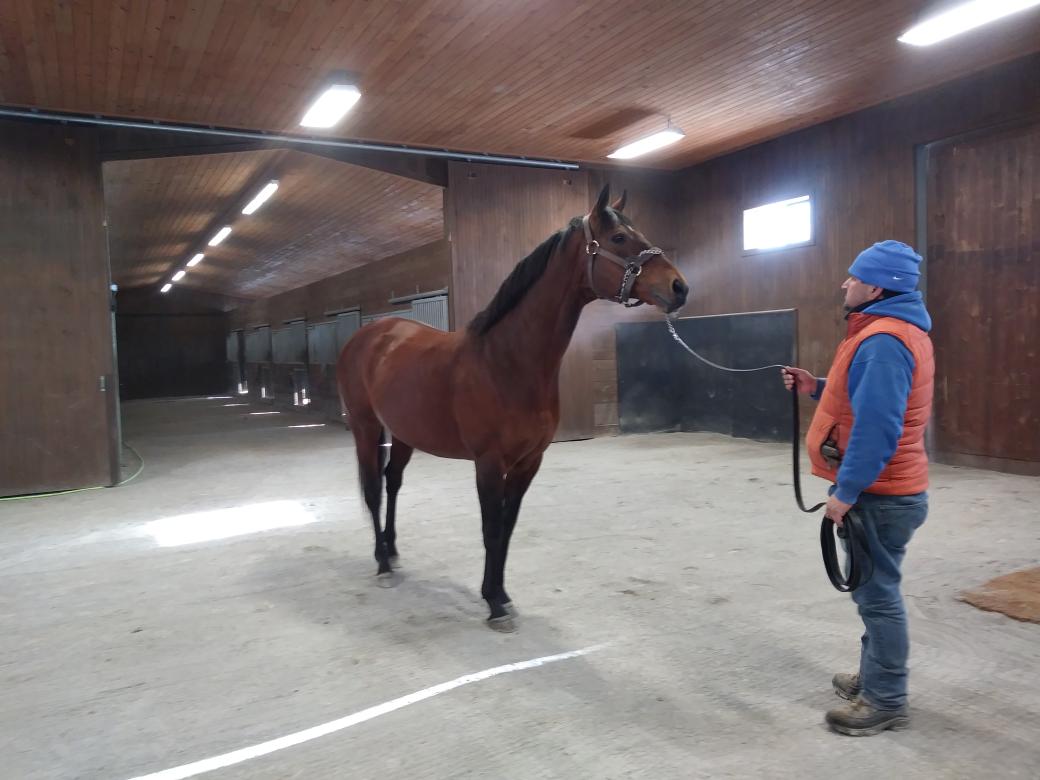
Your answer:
[926,120,1039,475]
[115,288,234,400]
[229,240,450,330]
[672,53,1040,460]
[0,119,117,496]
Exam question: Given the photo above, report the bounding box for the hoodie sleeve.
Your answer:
[834,334,915,505]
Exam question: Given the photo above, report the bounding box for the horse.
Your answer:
[337,184,689,631]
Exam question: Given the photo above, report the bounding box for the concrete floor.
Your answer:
[1,397,1038,780]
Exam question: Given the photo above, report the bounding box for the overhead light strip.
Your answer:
[208,226,232,246]
[242,180,279,215]
[300,84,362,128]
[898,0,1040,46]
[608,128,686,160]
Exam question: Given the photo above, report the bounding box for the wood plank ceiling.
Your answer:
[103,150,444,297]
[2,1,1039,169]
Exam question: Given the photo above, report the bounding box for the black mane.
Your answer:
[467,218,583,336]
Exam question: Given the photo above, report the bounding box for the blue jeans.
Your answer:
[841,490,928,710]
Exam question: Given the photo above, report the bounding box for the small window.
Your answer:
[743,195,812,252]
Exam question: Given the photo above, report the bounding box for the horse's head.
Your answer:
[581,183,689,313]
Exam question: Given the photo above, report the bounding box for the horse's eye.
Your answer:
[611,233,626,244]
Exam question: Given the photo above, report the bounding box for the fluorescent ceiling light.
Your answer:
[608,128,686,160]
[208,226,232,246]
[242,180,279,215]
[898,0,1040,46]
[172,270,186,281]
[160,283,172,293]
[187,253,205,267]
[300,84,362,128]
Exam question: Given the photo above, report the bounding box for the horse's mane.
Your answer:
[467,217,584,336]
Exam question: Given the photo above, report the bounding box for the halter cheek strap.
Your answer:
[582,215,664,308]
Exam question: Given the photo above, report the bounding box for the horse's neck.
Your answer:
[481,238,593,387]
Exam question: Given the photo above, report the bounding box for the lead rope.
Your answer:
[664,315,871,591]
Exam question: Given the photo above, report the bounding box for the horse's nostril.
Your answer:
[673,279,689,298]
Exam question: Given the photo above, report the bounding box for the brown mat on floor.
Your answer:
[959,567,1040,624]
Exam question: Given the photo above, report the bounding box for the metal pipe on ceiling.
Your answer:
[0,106,581,170]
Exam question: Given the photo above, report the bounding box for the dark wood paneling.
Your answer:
[672,55,1040,466]
[2,2,1039,167]
[0,119,115,496]
[229,240,451,328]
[115,289,229,400]
[927,121,1039,468]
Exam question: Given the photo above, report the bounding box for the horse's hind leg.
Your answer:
[383,437,414,565]
[353,417,394,583]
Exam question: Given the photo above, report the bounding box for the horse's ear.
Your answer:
[594,183,610,215]
[611,189,627,212]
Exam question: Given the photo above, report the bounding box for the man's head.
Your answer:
[843,240,922,309]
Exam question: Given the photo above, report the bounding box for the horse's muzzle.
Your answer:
[668,278,689,312]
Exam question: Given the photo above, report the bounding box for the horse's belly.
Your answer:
[369,367,469,459]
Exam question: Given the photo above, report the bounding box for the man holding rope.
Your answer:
[782,240,934,736]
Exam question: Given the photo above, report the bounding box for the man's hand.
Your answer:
[825,494,853,527]
[781,366,817,395]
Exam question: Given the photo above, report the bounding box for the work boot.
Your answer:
[825,697,909,736]
[832,672,861,701]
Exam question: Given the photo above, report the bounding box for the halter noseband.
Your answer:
[582,214,664,308]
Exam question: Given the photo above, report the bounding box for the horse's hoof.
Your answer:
[376,571,399,589]
[502,601,519,617]
[389,555,402,570]
[487,615,516,633]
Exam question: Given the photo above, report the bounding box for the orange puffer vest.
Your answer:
[806,313,934,495]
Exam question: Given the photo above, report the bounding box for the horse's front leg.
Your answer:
[497,452,543,615]
[475,455,511,631]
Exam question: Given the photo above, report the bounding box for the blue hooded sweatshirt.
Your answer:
[812,291,932,504]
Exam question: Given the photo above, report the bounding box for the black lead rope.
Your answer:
[789,388,873,592]
[664,317,872,592]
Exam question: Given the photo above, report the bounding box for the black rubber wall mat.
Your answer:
[616,310,797,441]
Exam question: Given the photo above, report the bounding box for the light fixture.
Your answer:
[187,253,205,267]
[300,82,362,128]
[242,180,279,215]
[160,283,173,293]
[172,270,186,281]
[208,226,232,246]
[608,127,686,160]
[898,0,1040,46]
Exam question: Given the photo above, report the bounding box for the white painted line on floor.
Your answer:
[125,644,605,780]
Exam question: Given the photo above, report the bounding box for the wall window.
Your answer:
[743,195,812,252]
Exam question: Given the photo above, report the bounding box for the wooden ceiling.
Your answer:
[2,2,1039,168]
[103,150,444,297]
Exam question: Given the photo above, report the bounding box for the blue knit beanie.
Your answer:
[848,240,921,293]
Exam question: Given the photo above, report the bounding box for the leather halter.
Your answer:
[582,214,664,307]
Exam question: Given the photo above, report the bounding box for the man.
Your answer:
[782,240,934,737]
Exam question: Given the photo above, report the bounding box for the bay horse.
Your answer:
[337,184,688,630]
